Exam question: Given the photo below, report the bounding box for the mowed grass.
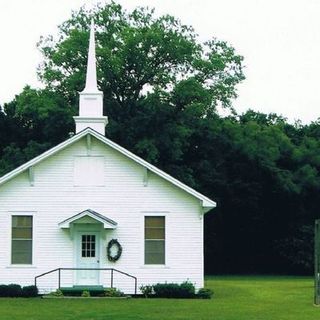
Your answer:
[0,276,319,320]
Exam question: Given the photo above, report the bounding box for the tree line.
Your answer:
[1,2,318,274]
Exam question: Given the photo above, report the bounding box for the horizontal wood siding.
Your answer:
[0,136,204,293]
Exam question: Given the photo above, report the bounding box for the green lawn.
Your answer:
[0,276,319,320]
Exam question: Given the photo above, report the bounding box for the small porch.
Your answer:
[35,209,137,294]
[58,209,117,287]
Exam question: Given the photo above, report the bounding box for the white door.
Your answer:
[76,232,100,285]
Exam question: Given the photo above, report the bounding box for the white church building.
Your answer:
[0,22,216,294]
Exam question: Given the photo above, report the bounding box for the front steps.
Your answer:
[60,285,105,296]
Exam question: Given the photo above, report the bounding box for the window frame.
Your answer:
[10,212,35,266]
[81,234,96,258]
[144,215,166,266]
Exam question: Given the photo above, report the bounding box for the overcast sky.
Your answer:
[0,0,319,123]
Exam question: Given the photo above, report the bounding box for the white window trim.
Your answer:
[140,211,169,268]
[9,211,36,268]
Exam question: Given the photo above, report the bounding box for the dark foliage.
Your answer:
[6,284,22,297]
[153,281,195,298]
[0,284,38,298]
[0,285,9,297]
[22,285,39,297]
[197,288,213,299]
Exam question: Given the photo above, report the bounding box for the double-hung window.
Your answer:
[144,216,165,265]
[11,216,33,264]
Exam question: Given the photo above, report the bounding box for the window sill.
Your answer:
[6,265,37,269]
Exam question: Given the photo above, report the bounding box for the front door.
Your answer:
[76,232,100,285]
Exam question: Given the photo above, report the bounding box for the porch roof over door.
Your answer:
[58,209,117,229]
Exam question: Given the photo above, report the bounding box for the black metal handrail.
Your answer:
[35,268,137,294]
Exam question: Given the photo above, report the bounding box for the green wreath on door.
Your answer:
[107,239,122,262]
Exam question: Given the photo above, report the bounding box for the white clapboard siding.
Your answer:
[0,135,204,293]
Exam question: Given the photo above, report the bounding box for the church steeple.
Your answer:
[83,20,99,93]
[74,19,108,135]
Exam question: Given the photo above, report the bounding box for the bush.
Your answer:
[153,281,195,298]
[197,288,213,299]
[139,285,153,298]
[81,290,90,297]
[179,281,196,298]
[153,283,178,298]
[22,285,38,297]
[0,285,9,297]
[7,284,22,297]
[49,289,63,297]
[0,284,38,298]
[104,287,124,297]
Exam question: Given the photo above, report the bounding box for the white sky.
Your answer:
[0,0,320,123]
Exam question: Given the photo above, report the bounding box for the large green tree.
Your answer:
[1,1,244,180]
[37,2,244,157]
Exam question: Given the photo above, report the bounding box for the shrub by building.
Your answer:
[0,284,38,297]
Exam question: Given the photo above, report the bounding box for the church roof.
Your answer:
[0,127,216,212]
[59,209,117,229]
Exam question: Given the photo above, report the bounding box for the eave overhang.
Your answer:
[58,209,117,229]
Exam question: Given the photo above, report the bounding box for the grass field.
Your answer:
[0,276,319,320]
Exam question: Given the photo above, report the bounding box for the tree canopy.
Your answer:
[1,2,319,274]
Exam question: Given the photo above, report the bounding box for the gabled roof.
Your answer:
[59,209,117,229]
[0,128,216,212]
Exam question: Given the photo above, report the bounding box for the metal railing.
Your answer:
[35,268,137,294]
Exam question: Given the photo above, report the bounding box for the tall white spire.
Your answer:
[82,20,99,93]
[74,19,108,135]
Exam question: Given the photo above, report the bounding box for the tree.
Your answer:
[37,2,244,150]
[1,2,245,178]
[0,86,74,175]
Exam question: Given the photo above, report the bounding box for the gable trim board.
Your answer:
[59,209,117,229]
[0,127,216,213]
